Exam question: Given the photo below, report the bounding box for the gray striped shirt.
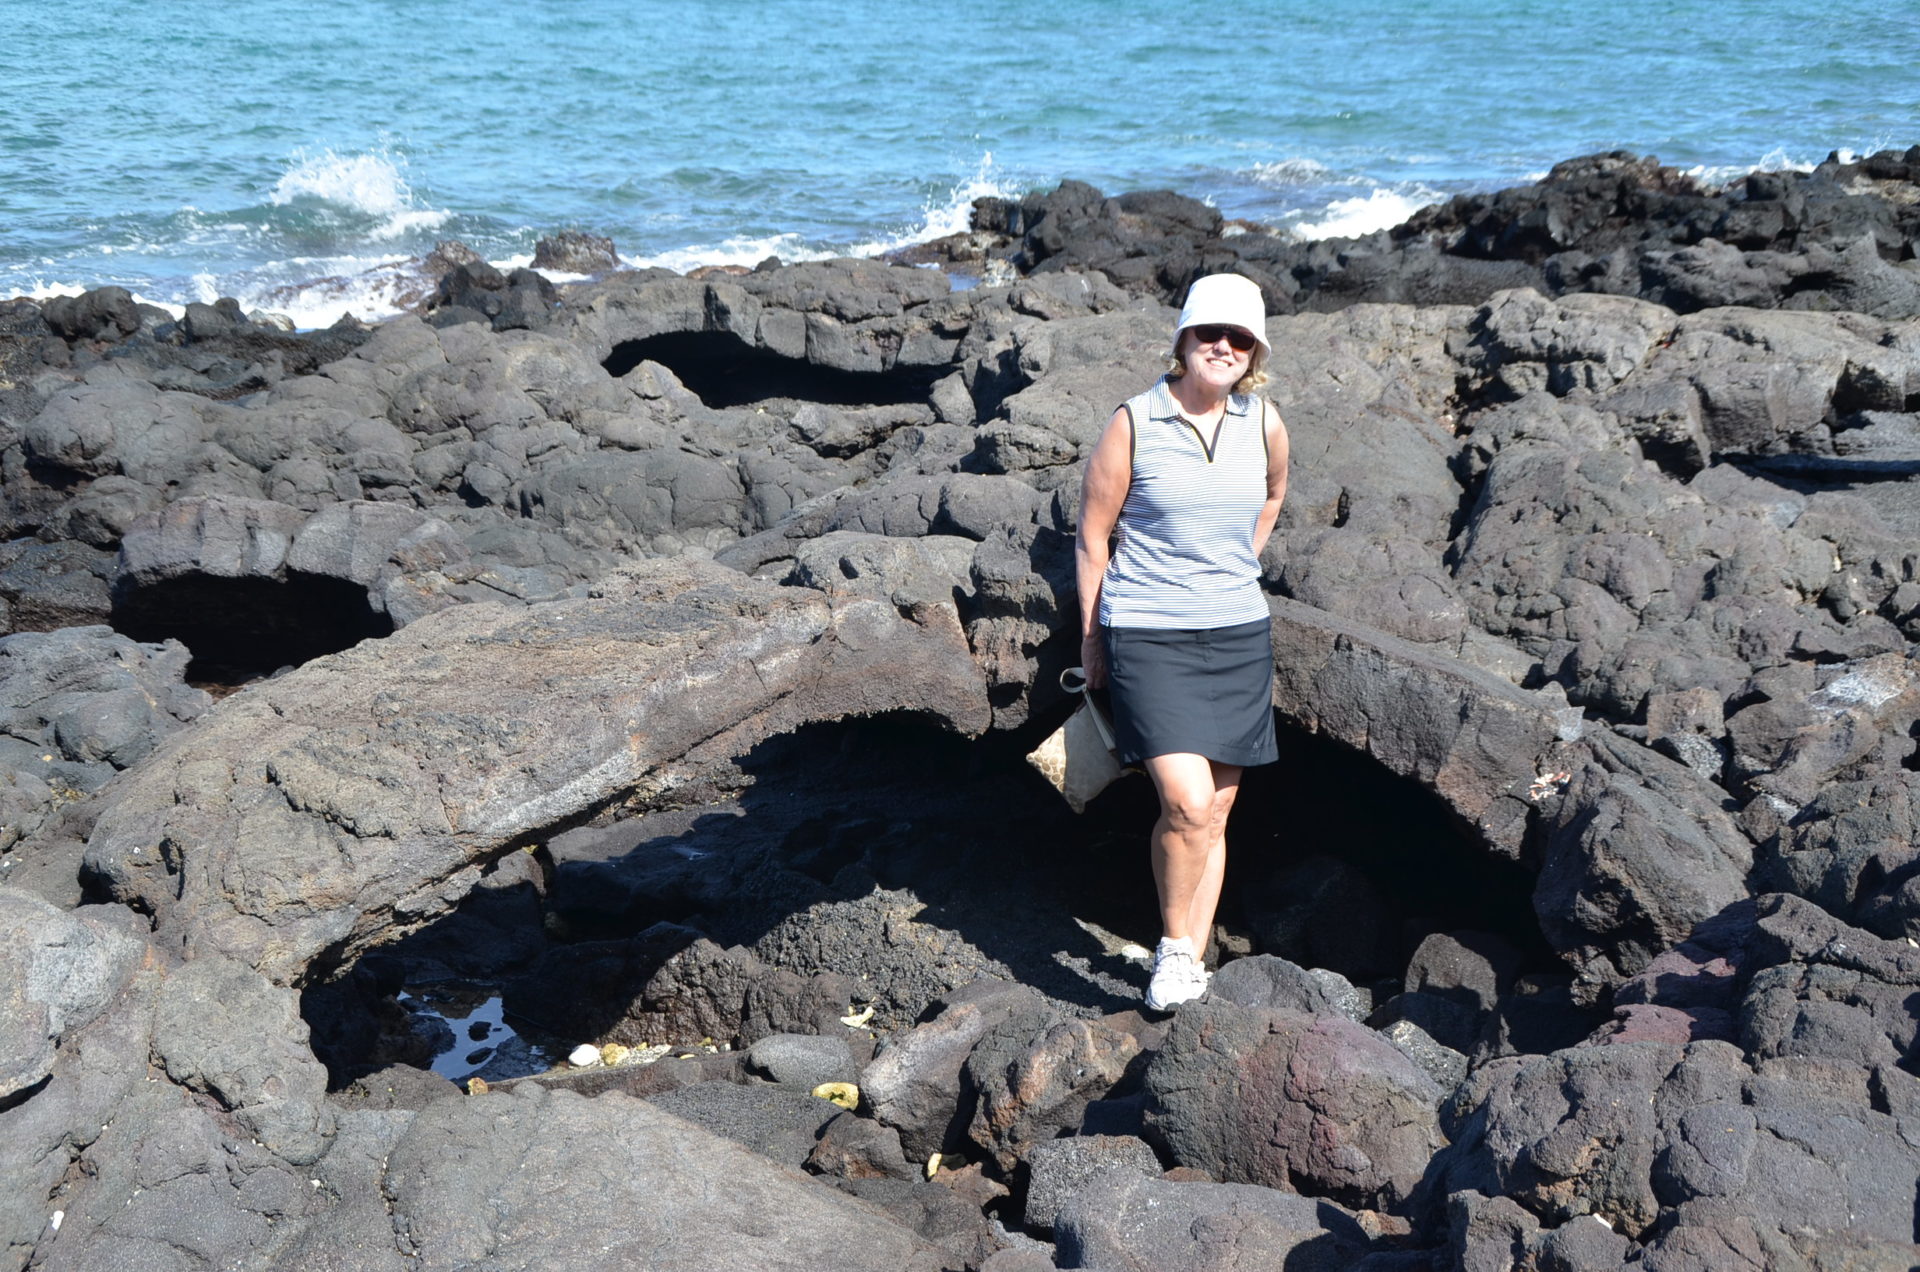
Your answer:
[1098,378,1272,629]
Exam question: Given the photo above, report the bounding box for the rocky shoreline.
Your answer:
[3,147,1920,1270]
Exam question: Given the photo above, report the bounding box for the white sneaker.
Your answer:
[1145,937,1208,1011]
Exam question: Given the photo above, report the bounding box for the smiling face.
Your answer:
[1177,323,1255,394]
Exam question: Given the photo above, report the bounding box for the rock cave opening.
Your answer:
[602,331,948,408]
[302,709,1582,1092]
[111,571,393,689]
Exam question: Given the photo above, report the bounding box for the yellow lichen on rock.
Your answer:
[812,1082,859,1110]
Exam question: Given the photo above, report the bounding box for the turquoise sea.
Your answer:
[5,0,1916,325]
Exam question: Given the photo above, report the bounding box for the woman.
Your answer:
[1075,272,1289,1011]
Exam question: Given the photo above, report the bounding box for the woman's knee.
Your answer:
[1165,783,1232,835]
[1208,786,1239,831]
[1159,789,1216,836]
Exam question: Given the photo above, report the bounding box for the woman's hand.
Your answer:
[1081,630,1108,688]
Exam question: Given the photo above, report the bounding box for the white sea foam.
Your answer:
[270,148,414,214]
[21,278,185,318]
[1242,157,1443,239]
[21,281,88,300]
[269,148,451,239]
[26,268,394,329]
[492,252,592,284]
[1756,147,1820,173]
[1685,147,1821,189]
[848,153,1022,257]
[87,253,424,330]
[1247,157,1335,187]
[240,259,423,329]
[168,246,597,332]
[629,231,833,275]
[261,278,412,330]
[626,155,1022,274]
[369,208,453,239]
[1288,187,1435,239]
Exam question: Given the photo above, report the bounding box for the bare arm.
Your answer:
[1074,407,1132,687]
[1251,398,1290,552]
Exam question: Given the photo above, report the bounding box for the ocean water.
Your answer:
[6,0,1915,326]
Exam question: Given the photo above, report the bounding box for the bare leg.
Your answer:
[1186,763,1239,959]
[1143,754,1242,956]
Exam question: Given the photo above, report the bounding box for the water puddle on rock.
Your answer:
[398,982,553,1083]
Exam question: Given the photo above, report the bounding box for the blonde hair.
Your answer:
[1166,329,1270,394]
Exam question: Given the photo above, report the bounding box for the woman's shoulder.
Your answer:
[1117,377,1174,414]
[1238,392,1287,431]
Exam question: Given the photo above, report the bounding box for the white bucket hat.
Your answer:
[1174,273,1270,356]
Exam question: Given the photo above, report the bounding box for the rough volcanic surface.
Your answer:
[2,150,1919,1270]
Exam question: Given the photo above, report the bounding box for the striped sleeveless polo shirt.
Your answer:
[1098,377,1272,630]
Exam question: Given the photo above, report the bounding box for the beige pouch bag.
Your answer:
[1027,668,1129,813]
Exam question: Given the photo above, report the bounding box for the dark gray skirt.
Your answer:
[1101,617,1278,768]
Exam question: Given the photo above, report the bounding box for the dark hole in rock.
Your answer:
[1250,726,1554,979]
[602,331,945,408]
[21,459,86,492]
[306,969,555,1088]
[302,710,1572,1090]
[0,1073,53,1116]
[111,571,393,689]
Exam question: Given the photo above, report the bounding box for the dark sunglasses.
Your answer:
[1188,324,1257,352]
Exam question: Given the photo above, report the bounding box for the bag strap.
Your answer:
[1060,667,1119,752]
